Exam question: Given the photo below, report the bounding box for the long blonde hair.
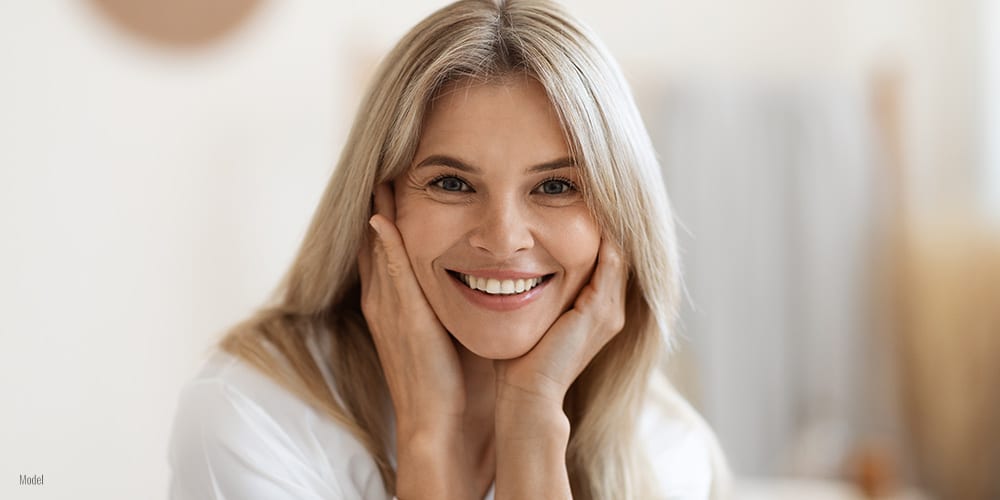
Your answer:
[220,0,713,497]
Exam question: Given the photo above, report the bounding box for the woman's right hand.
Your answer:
[357,182,471,498]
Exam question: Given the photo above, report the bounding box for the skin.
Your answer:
[357,76,629,499]
[395,78,601,360]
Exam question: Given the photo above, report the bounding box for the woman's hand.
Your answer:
[494,237,629,411]
[357,182,472,498]
[492,238,629,500]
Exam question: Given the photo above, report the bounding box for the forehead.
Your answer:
[414,76,571,171]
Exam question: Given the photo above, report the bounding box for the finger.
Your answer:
[368,214,425,295]
[372,182,396,222]
[357,233,372,285]
[592,238,628,299]
[361,181,395,285]
[369,182,413,281]
[585,238,628,336]
[357,204,380,286]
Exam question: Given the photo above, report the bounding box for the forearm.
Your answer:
[395,427,473,500]
[494,398,572,500]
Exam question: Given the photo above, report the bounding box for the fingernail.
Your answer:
[368,216,382,237]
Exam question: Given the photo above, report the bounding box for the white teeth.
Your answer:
[459,273,546,295]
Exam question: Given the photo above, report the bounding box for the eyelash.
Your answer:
[537,176,577,194]
[428,174,473,193]
[427,175,578,195]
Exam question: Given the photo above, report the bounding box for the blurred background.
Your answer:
[1,1,998,499]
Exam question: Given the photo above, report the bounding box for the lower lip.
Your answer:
[448,272,552,312]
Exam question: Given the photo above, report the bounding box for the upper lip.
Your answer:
[448,268,552,280]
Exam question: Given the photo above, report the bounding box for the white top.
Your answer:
[168,343,725,500]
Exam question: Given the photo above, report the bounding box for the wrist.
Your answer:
[495,397,570,442]
[396,415,463,445]
[395,430,469,499]
[494,399,572,500]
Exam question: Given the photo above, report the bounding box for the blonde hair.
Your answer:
[220,0,723,497]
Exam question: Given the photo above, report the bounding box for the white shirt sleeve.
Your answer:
[167,352,389,500]
[641,376,731,500]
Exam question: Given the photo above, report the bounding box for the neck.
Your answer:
[456,341,497,493]
[458,342,496,420]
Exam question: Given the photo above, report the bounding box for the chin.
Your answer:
[449,323,546,360]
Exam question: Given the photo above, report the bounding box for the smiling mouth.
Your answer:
[446,271,555,296]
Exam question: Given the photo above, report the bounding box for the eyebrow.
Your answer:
[414,155,576,174]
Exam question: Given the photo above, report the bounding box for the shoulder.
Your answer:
[167,348,388,500]
[640,374,732,500]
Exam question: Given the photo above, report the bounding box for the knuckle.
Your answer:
[368,246,383,263]
[609,311,626,333]
[575,291,596,312]
[605,248,622,266]
[594,300,626,334]
[360,297,377,319]
[385,260,403,277]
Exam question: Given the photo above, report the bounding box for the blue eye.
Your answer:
[536,177,576,195]
[430,175,471,192]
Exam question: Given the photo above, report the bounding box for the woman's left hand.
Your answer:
[492,238,629,499]
[493,237,629,413]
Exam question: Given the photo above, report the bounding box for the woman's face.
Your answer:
[393,76,601,359]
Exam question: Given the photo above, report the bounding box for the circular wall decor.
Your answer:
[89,0,263,48]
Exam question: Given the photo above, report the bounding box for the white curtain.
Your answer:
[646,81,892,476]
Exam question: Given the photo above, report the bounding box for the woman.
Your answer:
[168,0,729,498]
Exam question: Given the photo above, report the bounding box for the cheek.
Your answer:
[393,194,459,276]
[542,209,601,278]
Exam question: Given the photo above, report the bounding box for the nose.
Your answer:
[468,195,534,259]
